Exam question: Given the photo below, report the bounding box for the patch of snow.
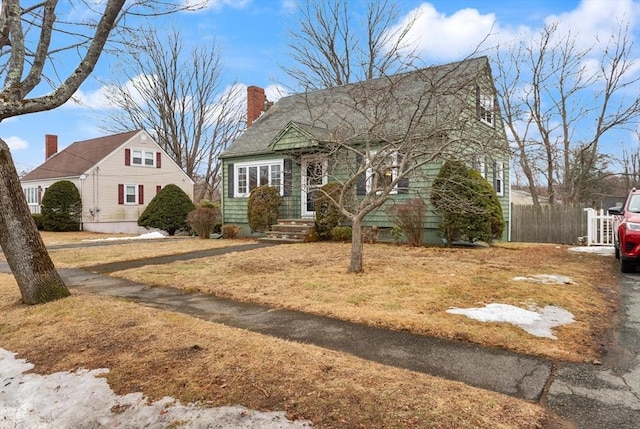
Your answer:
[0,348,311,429]
[512,274,574,285]
[446,303,574,339]
[568,246,615,256]
[82,231,167,242]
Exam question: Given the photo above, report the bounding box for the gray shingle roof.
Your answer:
[222,57,489,158]
[21,130,140,181]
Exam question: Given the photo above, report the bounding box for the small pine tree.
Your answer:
[41,180,82,232]
[247,185,281,232]
[138,184,195,235]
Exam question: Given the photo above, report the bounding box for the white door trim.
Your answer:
[301,155,328,218]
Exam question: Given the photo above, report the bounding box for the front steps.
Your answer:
[258,219,315,244]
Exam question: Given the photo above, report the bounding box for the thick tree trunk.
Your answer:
[348,216,364,273]
[0,139,69,304]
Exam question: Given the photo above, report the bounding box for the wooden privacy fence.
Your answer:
[510,204,590,244]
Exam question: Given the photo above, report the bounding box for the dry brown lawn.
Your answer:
[109,241,619,362]
[0,274,544,429]
[0,232,620,427]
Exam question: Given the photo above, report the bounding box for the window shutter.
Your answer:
[475,85,481,120]
[156,185,162,194]
[283,158,292,197]
[118,184,124,204]
[125,149,131,166]
[138,185,144,204]
[156,152,161,168]
[397,153,409,194]
[37,186,42,204]
[356,154,366,195]
[227,163,234,198]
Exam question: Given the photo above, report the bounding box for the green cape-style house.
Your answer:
[220,57,510,244]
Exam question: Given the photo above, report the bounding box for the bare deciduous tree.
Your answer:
[494,22,640,207]
[283,0,418,90]
[297,58,506,272]
[103,28,244,201]
[0,0,196,304]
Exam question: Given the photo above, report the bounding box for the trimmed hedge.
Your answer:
[138,184,195,235]
[41,180,82,232]
[247,186,281,232]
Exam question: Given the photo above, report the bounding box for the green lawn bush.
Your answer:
[41,180,82,232]
[315,182,348,240]
[247,186,281,232]
[331,226,352,242]
[430,159,504,245]
[138,184,195,235]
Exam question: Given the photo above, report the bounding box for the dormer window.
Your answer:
[477,89,494,127]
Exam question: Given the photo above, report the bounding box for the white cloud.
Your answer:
[3,136,29,151]
[545,0,640,51]
[183,0,251,11]
[265,84,290,102]
[64,74,157,111]
[390,3,515,62]
[64,86,113,110]
[280,0,297,14]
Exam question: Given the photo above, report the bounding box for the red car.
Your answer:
[609,188,640,273]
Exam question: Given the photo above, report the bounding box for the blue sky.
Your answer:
[3,0,636,174]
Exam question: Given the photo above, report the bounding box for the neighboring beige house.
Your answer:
[21,130,194,234]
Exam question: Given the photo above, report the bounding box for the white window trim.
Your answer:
[479,93,495,127]
[474,155,487,179]
[301,155,328,217]
[24,187,39,205]
[132,148,155,167]
[365,150,398,195]
[495,161,505,197]
[234,159,284,198]
[125,184,138,205]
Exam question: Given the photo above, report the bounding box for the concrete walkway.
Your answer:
[2,241,639,427]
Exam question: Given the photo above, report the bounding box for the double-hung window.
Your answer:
[132,149,155,167]
[24,187,39,205]
[478,92,494,126]
[235,160,283,197]
[366,151,398,194]
[125,185,137,204]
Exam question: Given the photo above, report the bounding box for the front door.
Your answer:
[301,156,327,218]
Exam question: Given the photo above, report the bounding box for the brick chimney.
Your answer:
[45,134,58,160]
[247,86,266,127]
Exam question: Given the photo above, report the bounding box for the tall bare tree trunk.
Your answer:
[349,216,364,273]
[0,139,69,304]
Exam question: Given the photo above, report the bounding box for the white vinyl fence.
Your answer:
[583,208,615,246]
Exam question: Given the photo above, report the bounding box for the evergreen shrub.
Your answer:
[138,184,195,235]
[41,180,82,232]
[247,186,281,232]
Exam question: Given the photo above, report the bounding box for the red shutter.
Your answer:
[156,152,161,168]
[156,185,162,194]
[118,184,124,204]
[138,185,144,204]
[125,149,131,166]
